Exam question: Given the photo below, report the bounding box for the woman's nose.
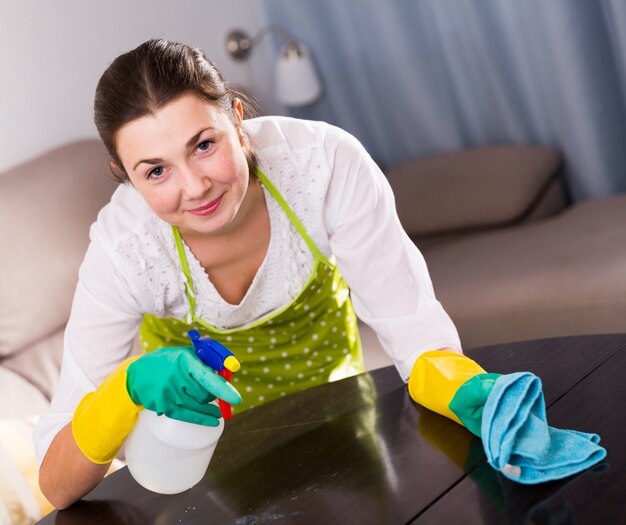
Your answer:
[179,164,210,199]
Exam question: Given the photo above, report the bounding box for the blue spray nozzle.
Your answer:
[188,329,235,372]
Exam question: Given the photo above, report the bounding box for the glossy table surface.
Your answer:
[39,334,626,524]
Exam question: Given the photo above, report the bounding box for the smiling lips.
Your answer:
[187,195,224,216]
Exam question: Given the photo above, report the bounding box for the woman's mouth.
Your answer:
[187,195,224,216]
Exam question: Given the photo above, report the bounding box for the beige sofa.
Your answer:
[2,139,626,520]
[387,146,626,349]
[0,140,626,417]
[2,140,626,419]
[0,141,116,418]
[0,141,116,520]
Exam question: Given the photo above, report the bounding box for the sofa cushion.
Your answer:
[422,194,626,349]
[1,328,64,403]
[0,368,49,418]
[387,146,563,237]
[0,140,116,357]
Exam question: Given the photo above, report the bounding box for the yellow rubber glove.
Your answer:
[72,356,142,464]
[408,350,486,425]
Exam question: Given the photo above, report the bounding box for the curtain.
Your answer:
[261,0,626,201]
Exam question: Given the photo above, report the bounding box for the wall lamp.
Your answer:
[226,26,323,107]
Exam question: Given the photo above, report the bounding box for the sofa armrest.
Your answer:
[386,145,565,237]
[0,140,116,359]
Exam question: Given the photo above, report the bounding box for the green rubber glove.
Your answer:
[126,346,242,426]
[448,373,501,437]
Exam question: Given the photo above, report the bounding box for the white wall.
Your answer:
[0,0,285,172]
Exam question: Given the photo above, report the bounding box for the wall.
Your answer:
[0,0,284,173]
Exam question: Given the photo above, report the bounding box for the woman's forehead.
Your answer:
[115,94,231,159]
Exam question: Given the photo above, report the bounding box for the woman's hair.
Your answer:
[94,39,259,183]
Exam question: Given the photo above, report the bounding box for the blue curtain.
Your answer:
[261,0,626,201]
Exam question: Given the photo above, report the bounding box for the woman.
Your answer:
[35,39,471,508]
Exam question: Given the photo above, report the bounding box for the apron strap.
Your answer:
[255,167,331,266]
[172,225,197,316]
[171,165,333,318]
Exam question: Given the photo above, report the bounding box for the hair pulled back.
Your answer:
[94,39,259,183]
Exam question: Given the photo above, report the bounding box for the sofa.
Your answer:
[0,141,116,521]
[1,139,625,520]
[0,141,117,419]
[386,146,626,350]
[3,139,626,416]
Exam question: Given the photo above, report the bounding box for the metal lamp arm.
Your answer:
[226,26,301,61]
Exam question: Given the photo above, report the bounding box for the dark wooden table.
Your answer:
[39,334,626,524]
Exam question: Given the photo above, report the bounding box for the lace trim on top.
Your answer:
[115,211,186,319]
[181,182,313,330]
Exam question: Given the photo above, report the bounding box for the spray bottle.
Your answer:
[124,331,240,494]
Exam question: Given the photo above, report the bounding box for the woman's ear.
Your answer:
[109,161,129,184]
[232,98,244,123]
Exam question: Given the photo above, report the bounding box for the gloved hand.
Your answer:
[409,350,607,484]
[408,350,500,437]
[126,345,241,425]
[72,355,142,464]
[72,347,241,464]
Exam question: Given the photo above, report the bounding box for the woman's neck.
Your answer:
[179,176,270,271]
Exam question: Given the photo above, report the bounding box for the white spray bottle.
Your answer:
[125,330,240,494]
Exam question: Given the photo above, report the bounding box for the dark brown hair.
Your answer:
[94,39,259,183]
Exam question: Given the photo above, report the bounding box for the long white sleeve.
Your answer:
[322,126,462,380]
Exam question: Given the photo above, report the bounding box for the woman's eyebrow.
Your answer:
[132,127,215,171]
[133,157,163,171]
[185,127,213,148]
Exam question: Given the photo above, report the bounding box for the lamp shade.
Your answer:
[274,44,323,106]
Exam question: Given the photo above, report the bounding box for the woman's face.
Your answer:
[115,92,251,238]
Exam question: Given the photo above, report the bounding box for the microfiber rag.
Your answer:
[481,372,606,484]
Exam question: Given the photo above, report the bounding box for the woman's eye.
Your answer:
[197,140,213,152]
[147,166,164,179]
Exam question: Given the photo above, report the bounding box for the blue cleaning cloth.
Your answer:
[481,372,607,484]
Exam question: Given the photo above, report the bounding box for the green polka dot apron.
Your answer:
[139,168,364,414]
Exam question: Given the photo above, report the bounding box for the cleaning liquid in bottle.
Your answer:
[125,331,239,494]
[125,408,224,494]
